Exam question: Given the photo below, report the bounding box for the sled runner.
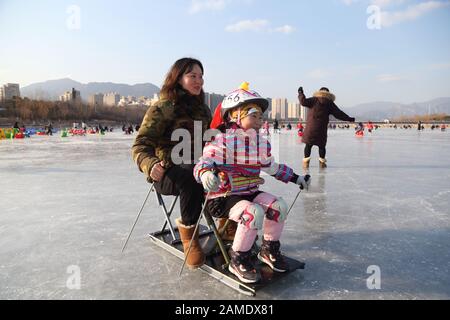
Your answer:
[148,191,305,297]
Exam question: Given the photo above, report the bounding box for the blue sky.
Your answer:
[1,0,449,106]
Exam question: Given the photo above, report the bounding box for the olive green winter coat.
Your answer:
[131,93,212,182]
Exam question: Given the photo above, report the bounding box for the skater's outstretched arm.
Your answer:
[330,102,355,122]
[298,89,315,108]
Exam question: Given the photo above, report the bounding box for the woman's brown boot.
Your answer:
[176,218,205,269]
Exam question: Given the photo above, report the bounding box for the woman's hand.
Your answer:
[150,161,166,182]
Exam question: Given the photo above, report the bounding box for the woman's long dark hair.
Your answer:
[160,57,205,105]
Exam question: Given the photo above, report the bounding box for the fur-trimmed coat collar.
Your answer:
[313,90,336,102]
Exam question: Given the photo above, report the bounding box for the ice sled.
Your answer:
[147,190,305,297]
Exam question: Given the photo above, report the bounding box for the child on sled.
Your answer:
[194,82,310,284]
[355,122,365,136]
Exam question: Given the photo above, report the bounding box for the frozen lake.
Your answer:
[1,128,449,300]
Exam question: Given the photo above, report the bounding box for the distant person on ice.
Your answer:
[298,87,355,169]
[195,82,310,283]
[297,121,304,137]
[273,119,280,133]
[355,122,365,136]
[46,123,53,136]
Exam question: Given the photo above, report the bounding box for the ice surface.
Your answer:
[0,128,449,299]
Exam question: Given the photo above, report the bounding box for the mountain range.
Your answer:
[20,78,450,120]
[342,97,450,121]
[21,78,160,101]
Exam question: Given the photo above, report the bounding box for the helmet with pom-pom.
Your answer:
[221,82,268,117]
[210,82,268,129]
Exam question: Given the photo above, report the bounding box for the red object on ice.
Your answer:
[69,129,86,136]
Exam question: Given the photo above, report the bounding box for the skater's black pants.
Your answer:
[154,164,204,226]
[304,144,326,159]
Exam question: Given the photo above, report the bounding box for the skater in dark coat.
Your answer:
[298,87,355,168]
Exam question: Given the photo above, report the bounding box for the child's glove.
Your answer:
[200,171,220,192]
[296,175,311,190]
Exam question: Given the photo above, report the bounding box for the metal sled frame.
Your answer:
[148,190,305,297]
[149,190,258,296]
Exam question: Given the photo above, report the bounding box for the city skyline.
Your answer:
[1,0,449,107]
[8,80,306,119]
[0,80,308,121]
